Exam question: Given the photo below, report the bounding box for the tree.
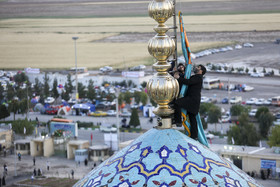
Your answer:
[65,74,73,95]
[134,91,142,104]
[87,79,96,101]
[199,103,214,117]
[33,77,41,96]
[8,99,19,120]
[230,104,248,116]
[207,105,221,132]
[12,118,34,135]
[141,81,147,89]
[267,126,280,147]
[253,68,256,73]
[255,107,269,119]
[0,104,10,120]
[123,92,132,104]
[43,72,50,98]
[52,78,59,99]
[245,67,249,73]
[140,92,148,106]
[258,112,274,138]
[129,108,140,128]
[14,72,29,86]
[0,83,4,101]
[227,113,260,146]
[78,82,86,98]
[6,83,15,101]
[262,67,266,73]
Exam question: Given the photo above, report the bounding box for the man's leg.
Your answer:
[170,100,182,126]
[188,112,198,139]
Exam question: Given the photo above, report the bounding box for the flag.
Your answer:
[259,140,262,147]
[231,137,235,145]
[91,133,93,141]
[24,127,26,134]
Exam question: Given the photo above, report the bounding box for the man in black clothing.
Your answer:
[173,64,206,139]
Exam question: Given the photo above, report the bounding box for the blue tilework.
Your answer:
[74,128,262,187]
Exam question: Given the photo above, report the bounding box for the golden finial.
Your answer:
[147,0,179,128]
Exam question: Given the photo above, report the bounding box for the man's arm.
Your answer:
[177,75,201,86]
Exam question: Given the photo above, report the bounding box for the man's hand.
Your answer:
[174,72,180,79]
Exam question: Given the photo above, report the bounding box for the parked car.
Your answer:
[221,98,229,104]
[235,44,242,49]
[204,131,214,139]
[249,109,257,117]
[106,110,116,116]
[130,65,146,71]
[201,96,210,103]
[246,98,257,105]
[120,111,131,117]
[99,124,117,133]
[255,98,265,106]
[243,43,254,47]
[220,115,231,123]
[230,96,242,104]
[89,111,107,117]
[273,119,280,126]
[99,66,113,73]
[263,99,271,105]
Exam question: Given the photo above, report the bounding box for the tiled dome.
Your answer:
[74,128,261,187]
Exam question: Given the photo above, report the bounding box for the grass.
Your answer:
[0,13,279,69]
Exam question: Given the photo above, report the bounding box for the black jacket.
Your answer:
[176,74,203,114]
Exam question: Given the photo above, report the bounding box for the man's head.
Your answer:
[177,63,185,73]
[194,64,207,75]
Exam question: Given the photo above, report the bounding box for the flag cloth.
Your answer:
[178,11,208,147]
[232,137,235,145]
[24,127,26,134]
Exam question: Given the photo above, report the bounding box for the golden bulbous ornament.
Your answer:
[146,73,179,117]
[148,0,174,23]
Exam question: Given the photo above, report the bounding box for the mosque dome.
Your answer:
[74,128,261,187]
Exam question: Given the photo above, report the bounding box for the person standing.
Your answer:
[71,169,74,179]
[18,152,21,161]
[46,161,50,171]
[33,157,36,166]
[173,64,207,139]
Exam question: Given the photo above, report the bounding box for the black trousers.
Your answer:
[173,101,198,139]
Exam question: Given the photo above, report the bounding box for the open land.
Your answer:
[0,0,280,70]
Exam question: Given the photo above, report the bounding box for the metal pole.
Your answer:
[172,0,178,67]
[115,88,120,150]
[14,142,17,176]
[72,37,79,104]
[26,83,29,119]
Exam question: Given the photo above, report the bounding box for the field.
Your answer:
[0,0,280,70]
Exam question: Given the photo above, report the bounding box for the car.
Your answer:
[249,109,257,117]
[89,111,107,117]
[230,96,242,104]
[263,99,271,105]
[99,66,113,73]
[235,44,242,49]
[201,96,210,103]
[220,115,230,123]
[106,110,116,116]
[204,131,214,139]
[275,113,280,119]
[130,65,146,71]
[243,43,254,47]
[255,98,265,106]
[44,97,55,104]
[99,124,117,133]
[120,111,131,117]
[273,119,280,126]
[245,98,257,105]
[221,98,229,104]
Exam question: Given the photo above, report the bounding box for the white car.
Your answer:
[263,99,271,105]
[249,109,257,117]
[201,96,210,103]
[243,43,254,47]
[106,110,116,116]
[220,115,231,123]
[120,111,131,117]
[235,44,242,49]
[246,98,257,105]
[230,96,242,104]
[204,131,215,139]
[130,65,146,71]
[255,98,265,106]
[99,66,113,73]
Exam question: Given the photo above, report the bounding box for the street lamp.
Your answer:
[72,36,79,104]
[115,88,120,150]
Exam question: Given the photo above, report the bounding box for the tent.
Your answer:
[34,103,45,114]
[57,106,71,115]
[71,103,95,116]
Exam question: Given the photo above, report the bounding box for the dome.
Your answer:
[74,128,261,186]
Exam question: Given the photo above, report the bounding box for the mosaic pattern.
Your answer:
[74,129,261,187]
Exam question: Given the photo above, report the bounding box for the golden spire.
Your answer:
[147,0,179,128]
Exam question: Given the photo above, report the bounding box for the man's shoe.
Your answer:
[175,122,182,127]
